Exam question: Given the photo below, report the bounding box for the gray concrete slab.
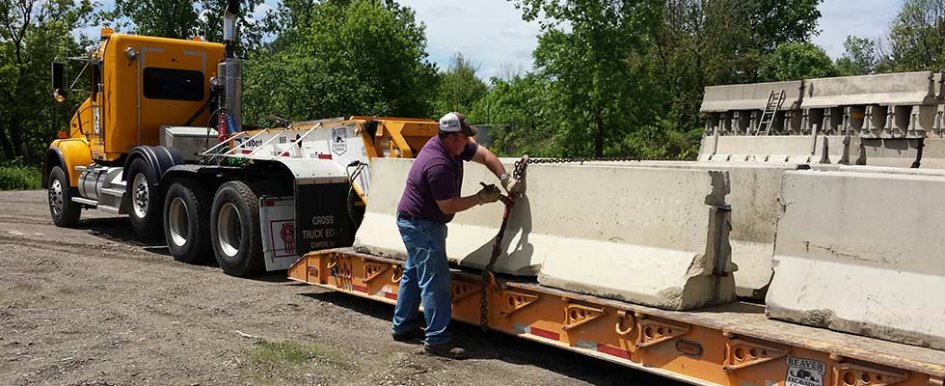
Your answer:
[582,161,803,299]
[767,169,945,350]
[803,71,938,108]
[531,165,735,310]
[354,158,738,310]
[701,80,804,112]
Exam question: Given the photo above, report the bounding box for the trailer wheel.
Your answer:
[210,180,264,277]
[48,166,81,227]
[127,158,163,240]
[163,179,212,264]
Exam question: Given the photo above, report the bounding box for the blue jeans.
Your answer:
[392,217,452,346]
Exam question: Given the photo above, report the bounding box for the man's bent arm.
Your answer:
[436,196,480,215]
[471,146,508,179]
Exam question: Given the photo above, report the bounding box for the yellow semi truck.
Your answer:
[43,1,435,277]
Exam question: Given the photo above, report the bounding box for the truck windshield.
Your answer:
[143,68,204,101]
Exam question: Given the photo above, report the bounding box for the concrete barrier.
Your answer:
[803,71,938,108]
[767,169,945,349]
[701,81,804,112]
[354,158,737,310]
[584,161,803,299]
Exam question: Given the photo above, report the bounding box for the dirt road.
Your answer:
[0,190,682,386]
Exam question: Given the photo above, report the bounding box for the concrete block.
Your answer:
[532,165,735,310]
[355,158,737,310]
[767,170,945,349]
[351,158,412,260]
[803,71,938,108]
[701,81,804,112]
[585,161,803,299]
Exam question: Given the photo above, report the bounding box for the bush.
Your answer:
[0,166,42,191]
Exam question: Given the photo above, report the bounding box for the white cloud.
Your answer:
[399,0,541,79]
[813,0,903,58]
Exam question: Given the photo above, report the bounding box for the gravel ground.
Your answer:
[0,190,683,386]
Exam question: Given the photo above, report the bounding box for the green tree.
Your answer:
[0,0,92,163]
[652,0,822,143]
[759,42,836,81]
[881,0,945,71]
[432,53,488,117]
[515,0,663,157]
[835,36,878,75]
[241,0,437,124]
[108,0,199,39]
[102,1,265,51]
[469,74,558,156]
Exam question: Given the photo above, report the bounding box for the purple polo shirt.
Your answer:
[397,136,479,223]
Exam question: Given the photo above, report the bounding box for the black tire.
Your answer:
[126,158,163,240]
[210,180,264,277]
[163,179,212,264]
[47,166,81,227]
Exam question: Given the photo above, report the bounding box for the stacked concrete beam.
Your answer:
[766,168,945,349]
[698,72,945,167]
[701,80,804,137]
[354,158,737,310]
[803,71,940,137]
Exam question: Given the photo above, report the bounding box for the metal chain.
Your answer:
[479,157,529,332]
[524,156,642,164]
[477,155,640,331]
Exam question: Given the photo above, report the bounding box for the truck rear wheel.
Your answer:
[48,166,81,227]
[127,158,163,240]
[164,179,212,264]
[210,180,264,277]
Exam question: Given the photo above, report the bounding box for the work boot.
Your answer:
[424,342,467,360]
[392,328,424,344]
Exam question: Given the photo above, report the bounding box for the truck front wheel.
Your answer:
[164,179,212,264]
[210,181,264,277]
[48,166,81,227]
[127,158,163,240]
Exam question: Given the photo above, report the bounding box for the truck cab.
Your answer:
[44,28,224,234]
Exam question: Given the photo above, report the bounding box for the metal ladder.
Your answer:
[755,89,786,136]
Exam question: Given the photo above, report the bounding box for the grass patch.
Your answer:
[243,339,350,385]
[0,166,41,190]
[250,339,347,368]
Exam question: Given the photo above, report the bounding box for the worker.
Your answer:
[392,112,519,359]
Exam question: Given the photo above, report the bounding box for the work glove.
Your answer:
[476,183,502,205]
[502,175,523,195]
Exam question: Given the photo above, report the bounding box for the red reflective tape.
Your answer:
[597,343,631,359]
[318,153,332,160]
[241,149,252,154]
[262,199,274,207]
[529,327,560,341]
[384,292,398,300]
[352,284,368,293]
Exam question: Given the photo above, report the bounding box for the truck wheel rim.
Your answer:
[217,202,241,258]
[132,173,149,219]
[49,179,63,216]
[168,197,189,247]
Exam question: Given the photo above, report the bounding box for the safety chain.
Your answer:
[477,155,640,331]
[480,156,529,331]
[523,156,642,164]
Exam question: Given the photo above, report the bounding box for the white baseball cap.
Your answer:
[439,112,477,136]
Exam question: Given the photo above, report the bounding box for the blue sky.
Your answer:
[82,0,904,79]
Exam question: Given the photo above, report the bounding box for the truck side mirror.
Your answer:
[51,62,65,102]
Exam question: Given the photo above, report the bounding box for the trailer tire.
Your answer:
[164,179,212,264]
[210,180,264,277]
[127,158,163,240]
[48,166,81,227]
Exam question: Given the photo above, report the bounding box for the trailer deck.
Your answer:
[289,247,945,386]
